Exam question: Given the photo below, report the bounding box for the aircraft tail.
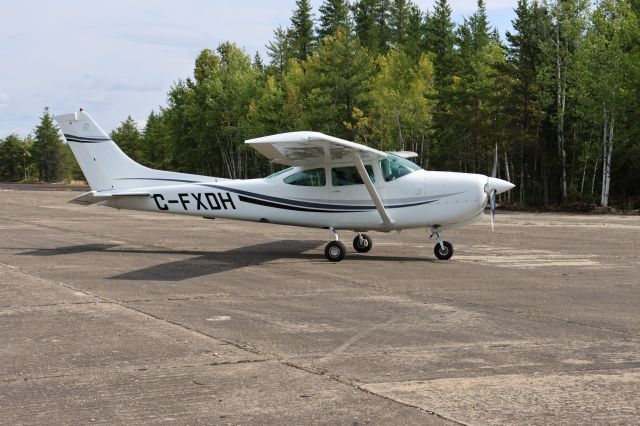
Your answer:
[54,110,217,192]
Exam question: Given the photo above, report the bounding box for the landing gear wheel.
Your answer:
[353,234,372,253]
[434,241,453,260]
[325,241,347,262]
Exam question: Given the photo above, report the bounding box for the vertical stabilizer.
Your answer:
[54,110,219,191]
[55,110,142,191]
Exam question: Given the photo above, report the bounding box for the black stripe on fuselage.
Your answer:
[238,195,368,213]
[202,183,378,211]
[203,184,438,212]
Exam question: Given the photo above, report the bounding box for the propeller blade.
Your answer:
[490,189,496,231]
[492,144,498,178]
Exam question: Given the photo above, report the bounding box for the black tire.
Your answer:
[434,241,453,260]
[325,241,346,262]
[352,234,373,253]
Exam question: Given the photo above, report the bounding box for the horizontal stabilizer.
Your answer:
[70,191,150,205]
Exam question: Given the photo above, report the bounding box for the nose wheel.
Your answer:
[430,228,454,260]
[434,241,453,260]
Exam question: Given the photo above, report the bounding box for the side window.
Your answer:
[380,155,421,182]
[331,166,375,186]
[283,168,326,186]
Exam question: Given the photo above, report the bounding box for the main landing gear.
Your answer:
[430,228,453,260]
[324,229,372,262]
[323,228,454,262]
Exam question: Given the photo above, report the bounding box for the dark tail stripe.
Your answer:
[64,134,111,143]
[116,178,200,184]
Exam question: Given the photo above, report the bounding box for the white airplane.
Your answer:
[54,110,514,262]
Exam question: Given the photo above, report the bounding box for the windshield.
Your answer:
[381,153,422,182]
[265,167,294,180]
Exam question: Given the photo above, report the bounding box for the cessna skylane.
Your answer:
[54,110,514,262]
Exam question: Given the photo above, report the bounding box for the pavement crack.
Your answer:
[1,359,268,384]
[1,301,104,309]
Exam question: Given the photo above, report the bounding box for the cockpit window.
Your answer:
[331,165,375,186]
[380,154,422,182]
[283,168,326,186]
[265,167,294,180]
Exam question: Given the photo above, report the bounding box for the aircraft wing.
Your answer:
[245,131,387,166]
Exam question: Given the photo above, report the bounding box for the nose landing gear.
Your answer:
[430,228,454,260]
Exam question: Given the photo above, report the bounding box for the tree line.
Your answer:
[2,0,639,208]
[0,107,80,183]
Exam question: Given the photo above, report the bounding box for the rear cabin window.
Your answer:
[331,166,375,186]
[380,154,422,182]
[283,168,326,186]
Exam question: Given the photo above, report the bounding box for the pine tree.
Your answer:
[317,0,351,40]
[0,135,31,181]
[111,116,143,162]
[425,0,456,86]
[374,0,391,52]
[290,0,315,61]
[403,4,425,59]
[424,0,457,169]
[502,0,553,205]
[253,52,265,75]
[141,110,172,169]
[389,0,413,47]
[353,0,378,50]
[305,29,374,138]
[468,0,491,50]
[352,0,390,53]
[267,26,293,75]
[454,0,505,173]
[33,107,66,182]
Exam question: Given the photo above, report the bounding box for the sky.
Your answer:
[0,0,517,138]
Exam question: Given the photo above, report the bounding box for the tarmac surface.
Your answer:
[1,186,639,424]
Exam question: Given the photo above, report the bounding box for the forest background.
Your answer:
[1,0,639,209]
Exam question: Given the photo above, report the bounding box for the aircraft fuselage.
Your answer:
[104,168,489,232]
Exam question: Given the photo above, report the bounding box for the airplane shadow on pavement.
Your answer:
[17,241,432,281]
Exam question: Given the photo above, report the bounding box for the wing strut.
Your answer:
[352,151,393,228]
